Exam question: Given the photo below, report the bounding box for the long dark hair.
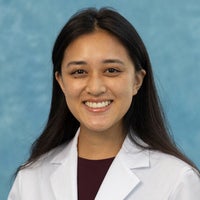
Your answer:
[19,7,198,171]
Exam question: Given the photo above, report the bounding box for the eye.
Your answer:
[104,68,121,76]
[72,69,85,74]
[70,69,87,78]
[107,68,117,73]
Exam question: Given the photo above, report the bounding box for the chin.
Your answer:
[87,126,111,133]
[82,121,121,134]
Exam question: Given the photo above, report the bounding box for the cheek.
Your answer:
[63,79,83,98]
[63,83,81,114]
[116,76,135,97]
[111,80,134,112]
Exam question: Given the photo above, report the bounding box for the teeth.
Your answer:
[85,101,111,108]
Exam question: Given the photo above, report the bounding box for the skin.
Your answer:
[56,29,146,159]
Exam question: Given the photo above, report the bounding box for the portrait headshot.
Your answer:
[1,0,200,199]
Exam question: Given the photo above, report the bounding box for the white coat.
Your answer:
[8,129,200,200]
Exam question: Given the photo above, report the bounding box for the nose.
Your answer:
[85,74,106,96]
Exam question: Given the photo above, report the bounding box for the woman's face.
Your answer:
[56,30,145,134]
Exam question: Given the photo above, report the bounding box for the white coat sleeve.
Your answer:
[170,168,200,199]
[7,173,21,200]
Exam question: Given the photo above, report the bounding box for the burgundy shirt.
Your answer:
[78,157,114,200]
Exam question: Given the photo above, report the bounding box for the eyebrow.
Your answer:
[102,59,125,65]
[66,61,87,67]
[66,59,125,68]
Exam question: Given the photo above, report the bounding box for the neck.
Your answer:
[78,125,126,160]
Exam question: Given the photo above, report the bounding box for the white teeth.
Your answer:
[85,101,111,108]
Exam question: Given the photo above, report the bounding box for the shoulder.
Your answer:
[16,131,79,177]
[123,135,200,188]
[150,150,190,168]
[149,150,198,175]
[147,150,200,194]
[152,150,199,176]
[130,148,200,198]
[125,132,199,175]
[8,142,71,199]
[17,140,72,177]
[149,151,199,178]
[8,136,78,200]
[152,151,200,198]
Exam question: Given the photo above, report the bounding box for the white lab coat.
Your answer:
[8,129,200,200]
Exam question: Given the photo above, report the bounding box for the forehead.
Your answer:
[63,30,131,63]
[67,29,122,46]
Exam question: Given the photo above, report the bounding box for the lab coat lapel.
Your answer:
[95,135,150,200]
[50,130,80,200]
[95,156,140,200]
[49,129,149,200]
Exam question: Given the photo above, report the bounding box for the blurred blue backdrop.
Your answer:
[0,0,200,199]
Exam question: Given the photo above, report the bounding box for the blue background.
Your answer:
[0,0,199,199]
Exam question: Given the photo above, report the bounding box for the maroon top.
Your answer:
[77,156,115,200]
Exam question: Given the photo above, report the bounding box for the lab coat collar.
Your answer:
[50,129,150,200]
[121,132,150,169]
[50,129,80,200]
[95,131,150,199]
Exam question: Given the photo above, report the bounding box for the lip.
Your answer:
[83,99,113,112]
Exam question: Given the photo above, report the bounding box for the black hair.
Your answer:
[18,7,199,172]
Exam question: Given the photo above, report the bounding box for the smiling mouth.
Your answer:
[84,100,112,108]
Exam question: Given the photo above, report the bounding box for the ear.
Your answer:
[55,71,65,94]
[132,69,146,95]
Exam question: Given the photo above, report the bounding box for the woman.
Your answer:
[8,7,200,200]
